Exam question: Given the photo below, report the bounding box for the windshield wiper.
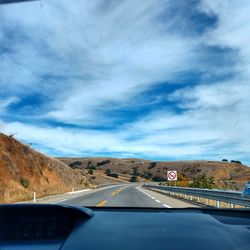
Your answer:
[0,0,38,5]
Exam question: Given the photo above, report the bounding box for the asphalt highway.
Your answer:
[52,184,198,208]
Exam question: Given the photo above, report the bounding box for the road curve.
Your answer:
[52,184,198,208]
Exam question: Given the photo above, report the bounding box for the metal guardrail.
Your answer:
[143,184,250,208]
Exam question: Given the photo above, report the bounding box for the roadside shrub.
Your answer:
[88,169,94,175]
[8,133,15,138]
[176,173,189,187]
[130,175,137,182]
[96,160,111,166]
[20,178,30,188]
[69,161,82,169]
[148,161,157,169]
[87,161,96,169]
[143,172,153,179]
[107,173,118,178]
[189,174,216,189]
[105,169,111,175]
[86,165,96,170]
[132,167,139,176]
[231,160,242,164]
[152,176,166,182]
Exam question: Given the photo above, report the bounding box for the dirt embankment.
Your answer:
[0,133,89,203]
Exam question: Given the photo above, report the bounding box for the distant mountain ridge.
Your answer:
[0,133,89,203]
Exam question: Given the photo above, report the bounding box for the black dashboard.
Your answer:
[0,204,250,250]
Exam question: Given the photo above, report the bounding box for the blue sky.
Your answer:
[0,0,250,165]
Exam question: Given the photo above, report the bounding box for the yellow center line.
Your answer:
[97,200,107,207]
[115,188,123,195]
[96,187,125,207]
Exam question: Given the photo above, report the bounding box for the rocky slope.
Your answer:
[0,133,89,203]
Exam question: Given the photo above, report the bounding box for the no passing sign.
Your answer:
[167,171,177,181]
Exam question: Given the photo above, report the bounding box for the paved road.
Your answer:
[52,184,198,208]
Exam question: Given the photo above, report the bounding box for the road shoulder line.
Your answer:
[136,186,172,208]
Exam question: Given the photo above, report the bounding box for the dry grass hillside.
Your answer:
[58,157,250,190]
[0,133,89,203]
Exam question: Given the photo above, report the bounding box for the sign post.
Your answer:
[167,171,177,186]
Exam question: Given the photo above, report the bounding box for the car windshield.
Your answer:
[0,0,250,209]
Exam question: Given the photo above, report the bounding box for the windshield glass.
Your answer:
[0,0,250,209]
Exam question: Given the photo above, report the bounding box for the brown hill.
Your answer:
[58,157,250,190]
[0,133,89,203]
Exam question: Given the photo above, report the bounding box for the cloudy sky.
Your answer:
[0,0,250,164]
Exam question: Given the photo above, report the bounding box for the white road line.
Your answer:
[58,198,69,202]
[67,189,90,195]
[163,204,172,208]
[136,186,172,208]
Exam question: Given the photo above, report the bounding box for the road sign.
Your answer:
[167,171,177,181]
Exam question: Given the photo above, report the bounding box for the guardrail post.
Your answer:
[33,192,36,203]
[216,200,220,208]
[205,198,208,205]
[197,197,200,203]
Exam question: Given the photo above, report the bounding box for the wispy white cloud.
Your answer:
[0,120,212,159]
[0,97,19,113]
[199,0,250,74]
[0,0,250,164]
[0,0,198,123]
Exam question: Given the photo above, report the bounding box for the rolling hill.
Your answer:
[0,133,89,203]
[58,157,250,190]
